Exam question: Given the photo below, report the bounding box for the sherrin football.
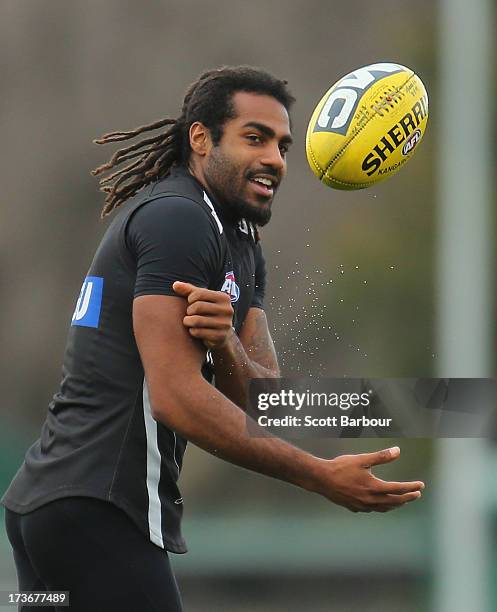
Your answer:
[306,62,428,190]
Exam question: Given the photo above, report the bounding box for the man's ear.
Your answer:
[189,122,212,157]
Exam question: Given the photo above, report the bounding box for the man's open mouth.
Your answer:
[248,175,277,197]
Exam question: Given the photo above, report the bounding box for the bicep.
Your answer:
[133,295,206,416]
[238,307,279,375]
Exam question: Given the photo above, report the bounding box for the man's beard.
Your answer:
[204,147,274,226]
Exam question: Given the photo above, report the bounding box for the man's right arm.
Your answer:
[133,294,425,513]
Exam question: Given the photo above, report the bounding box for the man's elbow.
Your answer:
[147,375,204,426]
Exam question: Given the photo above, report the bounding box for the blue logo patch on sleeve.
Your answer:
[71,276,104,328]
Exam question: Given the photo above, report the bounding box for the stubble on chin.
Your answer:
[229,194,272,226]
[209,175,273,226]
[204,150,273,226]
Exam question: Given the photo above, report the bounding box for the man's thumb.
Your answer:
[360,446,400,467]
[172,281,194,296]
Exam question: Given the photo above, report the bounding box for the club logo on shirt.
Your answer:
[71,276,104,328]
[221,271,240,303]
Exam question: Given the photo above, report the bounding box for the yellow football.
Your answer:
[306,62,428,190]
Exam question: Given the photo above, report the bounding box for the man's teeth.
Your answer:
[252,178,273,187]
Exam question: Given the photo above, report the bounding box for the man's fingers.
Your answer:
[186,302,219,316]
[184,315,231,330]
[399,491,423,503]
[340,488,422,513]
[173,283,234,350]
[187,287,231,305]
[371,479,425,495]
[188,290,228,305]
[186,301,233,316]
[359,446,400,467]
[174,283,211,304]
[372,490,422,505]
[329,450,425,513]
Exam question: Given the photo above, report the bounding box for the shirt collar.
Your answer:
[172,165,255,240]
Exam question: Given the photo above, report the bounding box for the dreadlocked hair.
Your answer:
[92,66,295,218]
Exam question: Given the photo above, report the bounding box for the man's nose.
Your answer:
[260,143,286,173]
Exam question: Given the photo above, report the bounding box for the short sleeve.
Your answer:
[251,242,266,309]
[125,197,223,298]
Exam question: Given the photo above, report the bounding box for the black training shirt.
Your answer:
[2,166,266,553]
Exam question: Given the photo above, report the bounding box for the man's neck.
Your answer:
[187,161,210,195]
[186,163,241,224]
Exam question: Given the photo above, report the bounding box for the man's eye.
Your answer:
[279,144,289,155]
[247,134,262,144]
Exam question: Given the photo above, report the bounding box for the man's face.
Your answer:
[202,92,292,226]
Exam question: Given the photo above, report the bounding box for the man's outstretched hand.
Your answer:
[173,281,234,349]
[312,446,424,513]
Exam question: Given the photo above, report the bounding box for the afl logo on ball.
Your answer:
[402,128,422,156]
[221,271,240,303]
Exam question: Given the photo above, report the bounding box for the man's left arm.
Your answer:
[209,238,277,406]
[173,281,279,408]
[212,307,280,408]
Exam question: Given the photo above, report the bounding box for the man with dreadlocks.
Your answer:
[3,66,424,611]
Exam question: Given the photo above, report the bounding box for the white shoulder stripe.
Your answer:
[142,380,164,548]
[203,192,223,234]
